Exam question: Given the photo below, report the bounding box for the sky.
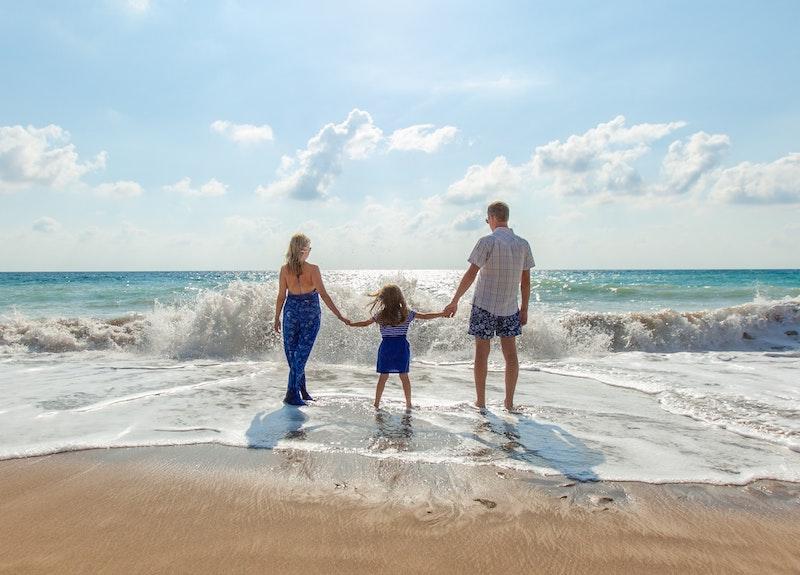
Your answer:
[1,0,799,271]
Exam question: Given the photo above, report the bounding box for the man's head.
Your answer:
[486,201,509,230]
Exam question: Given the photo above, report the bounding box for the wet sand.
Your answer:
[1,445,799,574]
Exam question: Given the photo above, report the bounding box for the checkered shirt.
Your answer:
[468,227,535,317]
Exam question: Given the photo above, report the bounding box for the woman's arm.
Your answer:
[311,265,345,321]
[348,317,376,328]
[414,311,446,320]
[274,266,288,333]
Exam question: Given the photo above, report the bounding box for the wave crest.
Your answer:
[1,280,798,359]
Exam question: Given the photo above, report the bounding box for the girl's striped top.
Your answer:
[374,310,416,338]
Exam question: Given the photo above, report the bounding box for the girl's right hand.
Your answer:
[273,319,281,333]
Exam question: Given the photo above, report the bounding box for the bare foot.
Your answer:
[373,402,381,409]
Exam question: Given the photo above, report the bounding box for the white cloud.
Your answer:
[433,73,544,96]
[444,156,526,204]
[659,132,730,195]
[256,109,459,201]
[163,177,227,197]
[120,0,151,13]
[389,124,459,153]
[256,109,383,201]
[32,216,61,234]
[94,180,144,198]
[452,210,484,231]
[530,115,686,196]
[0,124,106,193]
[210,120,274,144]
[710,153,800,204]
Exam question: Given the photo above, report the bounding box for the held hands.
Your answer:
[443,301,458,318]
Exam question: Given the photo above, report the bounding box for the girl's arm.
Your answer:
[414,311,446,320]
[274,267,288,332]
[311,265,346,322]
[349,317,376,328]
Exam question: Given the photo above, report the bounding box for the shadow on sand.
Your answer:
[245,406,308,449]
[471,410,604,482]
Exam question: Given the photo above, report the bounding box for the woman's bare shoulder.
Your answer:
[306,262,321,273]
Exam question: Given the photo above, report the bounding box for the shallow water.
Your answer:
[1,270,798,483]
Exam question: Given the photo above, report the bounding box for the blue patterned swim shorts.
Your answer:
[468,305,521,339]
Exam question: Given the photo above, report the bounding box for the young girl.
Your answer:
[348,284,445,409]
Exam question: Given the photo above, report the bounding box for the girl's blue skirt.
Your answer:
[376,336,410,374]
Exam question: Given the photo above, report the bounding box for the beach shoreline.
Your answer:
[1,445,798,574]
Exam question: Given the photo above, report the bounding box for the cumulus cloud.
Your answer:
[444,156,526,204]
[163,177,227,197]
[0,124,106,193]
[94,180,144,198]
[256,109,458,201]
[210,120,274,144]
[256,109,383,201]
[452,210,484,231]
[389,124,459,153]
[659,132,730,195]
[530,115,686,196]
[441,116,742,205]
[32,216,61,234]
[710,153,800,204]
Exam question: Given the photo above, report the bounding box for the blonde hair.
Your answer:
[285,233,311,277]
[369,284,409,326]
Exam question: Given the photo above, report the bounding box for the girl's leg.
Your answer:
[374,374,389,408]
[398,373,412,409]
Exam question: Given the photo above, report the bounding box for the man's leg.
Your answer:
[474,338,490,408]
[500,336,519,410]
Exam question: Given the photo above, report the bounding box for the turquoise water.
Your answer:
[1,269,798,318]
[1,269,799,482]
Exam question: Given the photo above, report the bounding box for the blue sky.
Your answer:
[1,0,798,270]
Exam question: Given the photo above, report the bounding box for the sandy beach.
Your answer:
[1,445,798,575]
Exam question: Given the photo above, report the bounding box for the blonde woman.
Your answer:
[274,234,347,405]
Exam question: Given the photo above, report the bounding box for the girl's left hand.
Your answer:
[273,318,281,333]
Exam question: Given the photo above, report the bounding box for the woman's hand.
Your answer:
[273,318,281,333]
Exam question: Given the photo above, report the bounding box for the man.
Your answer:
[444,201,534,410]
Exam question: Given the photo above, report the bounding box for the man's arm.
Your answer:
[520,268,531,326]
[444,263,480,317]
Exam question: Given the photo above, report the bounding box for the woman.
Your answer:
[274,233,347,405]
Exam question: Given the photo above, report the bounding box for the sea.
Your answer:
[1,269,798,485]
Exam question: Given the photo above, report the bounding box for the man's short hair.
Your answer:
[487,201,509,222]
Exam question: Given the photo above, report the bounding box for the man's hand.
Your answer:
[443,301,458,317]
[519,309,528,327]
[273,318,281,333]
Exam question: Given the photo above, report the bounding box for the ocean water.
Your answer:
[1,269,799,484]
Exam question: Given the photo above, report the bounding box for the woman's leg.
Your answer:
[282,304,305,405]
[374,374,389,408]
[398,373,412,408]
[295,313,320,401]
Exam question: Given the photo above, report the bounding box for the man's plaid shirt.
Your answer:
[468,227,535,317]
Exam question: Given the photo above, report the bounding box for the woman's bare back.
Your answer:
[284,263,317,295]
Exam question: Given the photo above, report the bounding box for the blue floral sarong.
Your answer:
[282,291,321,405]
